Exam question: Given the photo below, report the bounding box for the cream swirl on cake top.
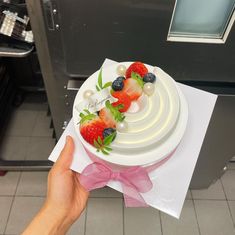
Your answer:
[111,67,180,153]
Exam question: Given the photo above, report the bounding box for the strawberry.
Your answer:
[99,100,125,128]
[126,62,148,78]
[111,91,131,112]
[79,110,107,146]
[123,73,144,100]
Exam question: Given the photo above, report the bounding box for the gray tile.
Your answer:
[191,179,226,200]
[25,137,55,160]
[86,198,123,235]
[16,172,48,196]
[67,210,86,235]
[0,172,21,196]
[5,110,37,137]
[221,170,235,200]
[194,200,235,235]
[227,162,235,170]
[124,207,161,235]
[161,200,199,235]
[89,187,123,198]
[228,201,235,225]
[5,196,45,234]
[186,190,192,199]
[0,197,13,234]
[32,111,53,137]
[0,137,29,160]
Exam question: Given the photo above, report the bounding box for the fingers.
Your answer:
[54,136,75,171]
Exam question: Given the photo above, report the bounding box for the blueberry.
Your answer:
[102,128,116,140]
[116,76,125,82]
[112,79,124,91]
[143,73,156,83]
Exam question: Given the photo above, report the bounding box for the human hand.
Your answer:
[45,135,89,227]
[22,136,89,235]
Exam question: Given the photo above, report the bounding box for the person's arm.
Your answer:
[22,136,89,235]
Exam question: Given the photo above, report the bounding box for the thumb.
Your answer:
[55,135,75,171]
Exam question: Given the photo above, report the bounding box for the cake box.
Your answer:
[72,62,188,169]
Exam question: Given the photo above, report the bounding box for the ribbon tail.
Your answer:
[122,183,149,207]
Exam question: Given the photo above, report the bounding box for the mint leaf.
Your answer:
[131,72,144,88]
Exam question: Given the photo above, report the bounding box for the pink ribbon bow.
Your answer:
[79,162,153,207]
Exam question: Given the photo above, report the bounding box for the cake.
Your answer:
[73,62,188,167]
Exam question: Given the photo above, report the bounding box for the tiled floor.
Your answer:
[0,95,235,235]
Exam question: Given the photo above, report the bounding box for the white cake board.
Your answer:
[49,59,218,218]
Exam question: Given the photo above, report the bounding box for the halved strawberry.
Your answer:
[99,100,125,128]
[123,76,143,101]
[126,62,148,78]
[112,91,131,112]
[79,110,107,146]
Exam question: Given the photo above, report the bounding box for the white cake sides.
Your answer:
[73,62,188,166]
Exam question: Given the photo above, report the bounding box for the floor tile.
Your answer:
[227,162,235,170]
[5,110,37,137]
[228,201,235,225]
[16,172,48,196]
[5,196,45,234]
[25,137,55,160]
[161,200,199,235]
[0,172,21,196]
[186,190,192,199]
[221,170,235,200]
[194,200,235,235]
[67,210,86,235]
[86,198,123,235]
[32,111,53,137]
[89,187,123,198]
[191,179,226,200]
[0,137,29,160]
[124,207,161,235]
[0,197,13,234]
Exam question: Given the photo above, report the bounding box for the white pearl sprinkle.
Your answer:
[143,83,155,96]
[116,64,127,76]
[116,121,128,132]
[83,90,94,99]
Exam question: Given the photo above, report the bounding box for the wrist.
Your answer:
[39,203,73,234]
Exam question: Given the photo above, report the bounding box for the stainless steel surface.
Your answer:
[25,0,235,188]
[0,46,34,57]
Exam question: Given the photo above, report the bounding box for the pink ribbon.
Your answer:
[79,162,153,207]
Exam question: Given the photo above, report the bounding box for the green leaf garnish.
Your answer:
[93,131,116,155]
[79,109,96,124]
[96,68,112,91]
[131,72,144,88]
[96,85,100,91]
[98,68,103,89]
[105,100,125,122]
[103,81,112,89]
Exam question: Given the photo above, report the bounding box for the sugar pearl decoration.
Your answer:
[83,90,94,99]
[116,121,128,132]
[116,64,127,76]
[143,83,155,96]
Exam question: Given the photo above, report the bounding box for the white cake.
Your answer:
[73,62,188,167]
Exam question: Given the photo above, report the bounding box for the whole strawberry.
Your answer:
[126,62,148,78]
[79,110,107,146]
